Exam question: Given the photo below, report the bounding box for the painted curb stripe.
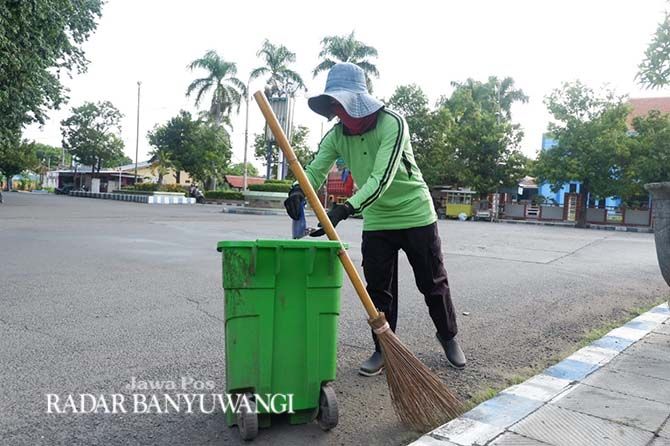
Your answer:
[408,302,670,446]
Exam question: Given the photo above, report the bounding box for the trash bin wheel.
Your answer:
[317,384,338,431]
[236,393,258,441]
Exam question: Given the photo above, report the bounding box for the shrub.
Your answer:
[124,182,159,191]
[248,183,292,193]
[115,190,153,195]
[121,183,189,194]
[205,190,244,200]
[264,179,292,185]
[159,184,188,193]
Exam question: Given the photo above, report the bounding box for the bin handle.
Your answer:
[275,246,282,275]
[307,247,316,276]
[249,246,257,276]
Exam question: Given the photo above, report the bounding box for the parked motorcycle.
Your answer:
[189,185,206,204]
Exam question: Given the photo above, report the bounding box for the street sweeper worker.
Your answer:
[284,63,466,376]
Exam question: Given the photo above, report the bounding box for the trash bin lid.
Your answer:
[217,239,346,252]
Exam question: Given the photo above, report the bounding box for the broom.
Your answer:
[254,91,463,431]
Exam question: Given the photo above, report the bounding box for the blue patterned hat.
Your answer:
[308,63,384,119]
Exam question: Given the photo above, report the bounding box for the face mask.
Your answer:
[332,104,378,135]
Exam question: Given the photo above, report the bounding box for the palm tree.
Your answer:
[313,31,379,91]
[186,50,246,126]
[251,40,305,97]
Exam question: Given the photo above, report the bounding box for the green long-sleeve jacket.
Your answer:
[303,108,436,231]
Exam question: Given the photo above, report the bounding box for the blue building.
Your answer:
[537,134,621,208]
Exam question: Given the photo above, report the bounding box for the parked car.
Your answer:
[55,185,74,195]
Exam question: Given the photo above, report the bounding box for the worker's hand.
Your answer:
[310,202,354,237]
[284,185,305,220]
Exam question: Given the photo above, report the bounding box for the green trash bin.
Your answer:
[216,239,345,440]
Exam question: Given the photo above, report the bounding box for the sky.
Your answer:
[24,0,670,172]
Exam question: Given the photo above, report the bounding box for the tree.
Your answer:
[313,31,379,90]
[440,77,528,194]
[0,0,102,149]
[638,11,670,88]
[254,125,313,180]
[60,101,125,175]
[148,111,231,188]
[251,40,305,97]
[629,110,670,192]
[30,142,62,186]
[0,141,39,191]
[225,162,259,177]
[387,85,459,186]
[534,81,631,227]
[186,50,247,127]
[387,84,431,144]
[33,143,62,170]
[104,154,132,168]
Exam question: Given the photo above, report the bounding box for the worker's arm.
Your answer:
[347,111,405,213]
[301,125,340,191]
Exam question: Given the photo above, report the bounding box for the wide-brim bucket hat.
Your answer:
[308,62,384,119]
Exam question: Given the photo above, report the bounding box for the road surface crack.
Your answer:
[547,236,609,264]
[0,317,76,349]
[184,297,225,323]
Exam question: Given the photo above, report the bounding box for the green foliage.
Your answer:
[444,77,529,193]
[251,40,305,97]
[388,77,529,192]
[0,0,102,149]
[17,176,35,191]
[535,81,631,198]
[629,110,670,187]
[248,183,292,193]
[125,182,159,191]
[0,140,39,189]
[104,154,132,168]
[534,81,631,225]
[160,184,188,193]
[388,86,460,186]
[224,162,259,177]
[313,31,379,91]
[204,190,244,200]
[121,183,187,194]
[254,125,313,180]
[33,143,63,170]
[148,111,232,185]
[61,101,125,173]
[264,179,292,185]
[638,11,670,88]
[186,50,246,126]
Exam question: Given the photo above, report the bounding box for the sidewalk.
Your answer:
[410,302,670,446]
[497,218,653,233]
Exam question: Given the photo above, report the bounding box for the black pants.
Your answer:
[361,222,458,352]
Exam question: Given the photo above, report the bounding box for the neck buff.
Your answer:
[332,103,379,135]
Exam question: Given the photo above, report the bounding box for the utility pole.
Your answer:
[134,81,141,184]
[243,76,251,191]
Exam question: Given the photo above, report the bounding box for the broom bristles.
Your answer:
[369,313,463,432]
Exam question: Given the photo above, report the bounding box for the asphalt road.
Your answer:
[1,193,667,446]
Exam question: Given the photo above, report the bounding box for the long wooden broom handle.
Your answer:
[254,91,380,320]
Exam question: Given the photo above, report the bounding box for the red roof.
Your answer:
[224,175,265,189]
[627,97,670,127]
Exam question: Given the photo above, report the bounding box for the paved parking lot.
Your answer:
[1,192,667,445]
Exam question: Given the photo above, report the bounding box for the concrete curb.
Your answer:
[68,191,195,204]
[497,219,653,233]
[221,206,315,217]
[409,301,670,446]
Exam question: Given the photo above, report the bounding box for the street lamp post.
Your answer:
[243,76,251,191]
[134,81,141,184]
